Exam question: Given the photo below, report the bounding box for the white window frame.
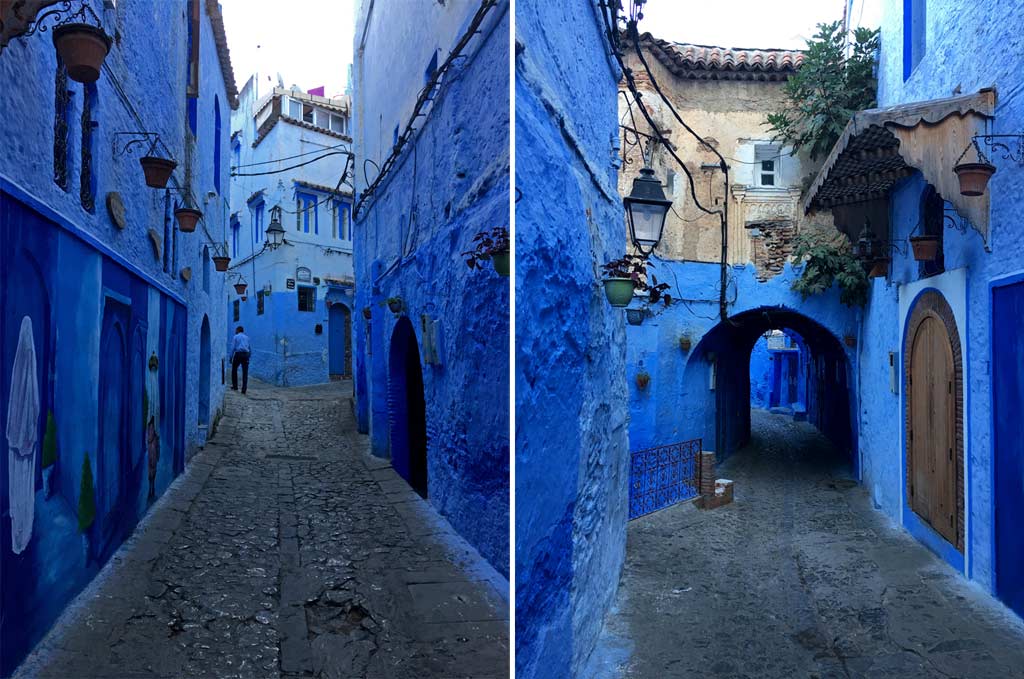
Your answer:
[754,143,780,187]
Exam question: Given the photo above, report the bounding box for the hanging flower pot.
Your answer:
[868,257,890,278]
[234,282,247,296]
[53,23,112,84]
[625,308,645,326]
[603,278,635,307]
[387,297,403,314]
[635,371,651,390]
[491,250,510,277]
[910,235,940,262]
[954,161,996,196]
[362,307,372,320]
[139,156,177,188]
[212,255,231,272]
[175,207,202,233]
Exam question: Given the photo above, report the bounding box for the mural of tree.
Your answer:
[78,454,96,532]
[41,411,57,468]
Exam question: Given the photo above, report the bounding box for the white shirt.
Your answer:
[231,333,251,354]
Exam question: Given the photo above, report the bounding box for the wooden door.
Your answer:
[908,314,957,544]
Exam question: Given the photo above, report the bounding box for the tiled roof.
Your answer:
[205,0,239,108]
[639,33,803,82]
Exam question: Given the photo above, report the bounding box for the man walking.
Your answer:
[230,325,252,394]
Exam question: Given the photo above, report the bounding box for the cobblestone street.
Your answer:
[587,410,1024,679]
[13,381,508,679]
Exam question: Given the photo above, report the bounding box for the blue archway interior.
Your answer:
[198,315,211,426]
[688,306,854,469]
[388,317,428,497]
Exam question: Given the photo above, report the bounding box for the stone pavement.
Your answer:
[14,380,509,679]
[586,409,1024,679]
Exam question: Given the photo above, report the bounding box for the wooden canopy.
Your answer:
[803,88,996,243]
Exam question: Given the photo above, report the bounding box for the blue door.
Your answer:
[329,304,352,378]
[994,279,1024,617]
[98,304,128,558]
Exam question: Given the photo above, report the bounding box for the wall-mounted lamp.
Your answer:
[266,205,286,249]
[624,167,672,256]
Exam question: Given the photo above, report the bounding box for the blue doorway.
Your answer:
[329,304,352,378]
[388,317,428,497]
[993,277,1024,618]
[97,300,129,559]
[198,315,210,426]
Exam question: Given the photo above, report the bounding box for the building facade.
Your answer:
[351,0,510,577]
[228,79,354,387]
[0,0,235,674]
[800,0,1024,620]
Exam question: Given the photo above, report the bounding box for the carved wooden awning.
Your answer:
[803,88,996,243]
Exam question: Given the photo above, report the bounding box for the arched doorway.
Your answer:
[904,290,963,551]
[198,315,211,426]
[388,317,427,497]
[98,302,129,557]
[329,303,353,379]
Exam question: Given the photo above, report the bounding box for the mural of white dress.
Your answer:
[7,316,40,554]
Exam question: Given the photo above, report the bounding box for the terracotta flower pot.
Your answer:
[362,307,372,320]
[234,283,247,295]
[139,156,177,188]
[868,258,890,278]
[212,256,230,272]
[625,308,645,326]
[387,299,403,313]
[491,250,510,277]
[954,161,996,196]
[679,336,692,352]
[635,372,651,390]
[53,24,111,84]
[844,335,857,348]
[910,235,940,262]
[175,207,202,233]
[603,278,635,307]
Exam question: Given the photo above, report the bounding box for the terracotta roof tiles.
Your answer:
[640,33,804,82]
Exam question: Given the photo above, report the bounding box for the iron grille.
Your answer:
[629,438,702,520]
[80,86,95,212]
[53,59,70,190]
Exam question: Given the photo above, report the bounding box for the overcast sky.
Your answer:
[636,0,881,49]
[219,0,356,98]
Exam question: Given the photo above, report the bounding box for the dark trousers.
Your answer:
[231,351,250,393]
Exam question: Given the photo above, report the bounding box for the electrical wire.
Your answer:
[230,142,349,169]
[230,150,351,177]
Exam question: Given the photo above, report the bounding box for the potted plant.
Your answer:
[52,23,112,84]
[139,156,177,189]
[362,307,372,320]
[954,160,996,196]
[387,297,404,314]
[910,235,940,261]
[679,335,692,352]
[625,308,645,326]
[78,453,96,563]
[868,257,890,278]
[635,371,651,390]
[213,243,231,272]
[462,226,510,277]
[41,411,58,498]
[233,282,247,296]
[601,255,671,308]
[175,206,202,233]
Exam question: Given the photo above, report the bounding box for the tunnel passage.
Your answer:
[685,306,855,468]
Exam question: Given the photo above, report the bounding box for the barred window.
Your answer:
[233,300,240,322]
[297,286,315,312]
[80,83,97,212]
[53,58,71,191]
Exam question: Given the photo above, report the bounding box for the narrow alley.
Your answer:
[588,410,1024,679]
[12,382,508,679]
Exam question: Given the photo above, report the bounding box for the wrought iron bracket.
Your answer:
[973,134,1024,165]
[112,131,164,157]
[9,0,103,43]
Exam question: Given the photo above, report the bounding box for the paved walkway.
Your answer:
[15,380,508,679]
[587,409,1024,679]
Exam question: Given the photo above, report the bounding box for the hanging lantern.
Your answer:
[266,205,285,249]
[624,167,672,256]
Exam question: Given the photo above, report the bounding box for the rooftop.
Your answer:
[639,33,804,82]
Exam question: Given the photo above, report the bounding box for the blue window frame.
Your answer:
[903,0,926,80]
[230,214,240,256]
[249,198,265,243]
[295,191,318,234]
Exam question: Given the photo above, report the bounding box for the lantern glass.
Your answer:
[624,167,672,256]
[266,206,285,248]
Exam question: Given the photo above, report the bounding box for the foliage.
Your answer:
[462,227,510,270]
[765,21,881,161]
[41,411,58,468]
[601,255,672,306]
[78,453,96,532]
[791,233,868,307]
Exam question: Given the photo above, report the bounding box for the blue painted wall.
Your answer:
[352,2,510,577]
[854,0,1024,596]
[0,1,233,673]
[514,2,629,677]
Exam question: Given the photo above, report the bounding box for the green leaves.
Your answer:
[791,233,868,307]
[765,20,880,162]
[78,453,96,532]
[42,411,58,468]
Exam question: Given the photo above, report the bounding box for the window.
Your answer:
[257,290,265,315]
[80,83,97,212]
[295,192,317,233]
[250,200,265,243]
[330,113,346,135]
[315,109,331,130]
[202,246,210,293]
[232,138,241,171]
[213,96,222,194]
[755,144,779,187]
[904,0,926,80]
[331,201,339,239]
[53,57,70,191]
[288,98,302,119]
[230,215,240,256]
[233,299,240,322]
[302,103,314,124]
[342,203,350,241]
[919,185,945,277]
[297,285,316,312]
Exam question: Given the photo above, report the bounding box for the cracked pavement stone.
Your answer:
[587,410,1024,679]
[15,380,508,679]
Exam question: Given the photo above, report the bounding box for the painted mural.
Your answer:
[0,193,187,676]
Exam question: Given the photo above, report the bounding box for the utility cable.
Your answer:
[230,150,351,177]
[231,141,349,169]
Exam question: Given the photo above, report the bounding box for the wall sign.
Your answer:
[286,278,295,289]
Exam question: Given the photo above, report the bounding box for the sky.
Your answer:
[218,0,356,98]
[637,0,881,49]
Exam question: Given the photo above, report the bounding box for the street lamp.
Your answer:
[624,167,672,257]
[853,219,881,261]
[266,205,285,249]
